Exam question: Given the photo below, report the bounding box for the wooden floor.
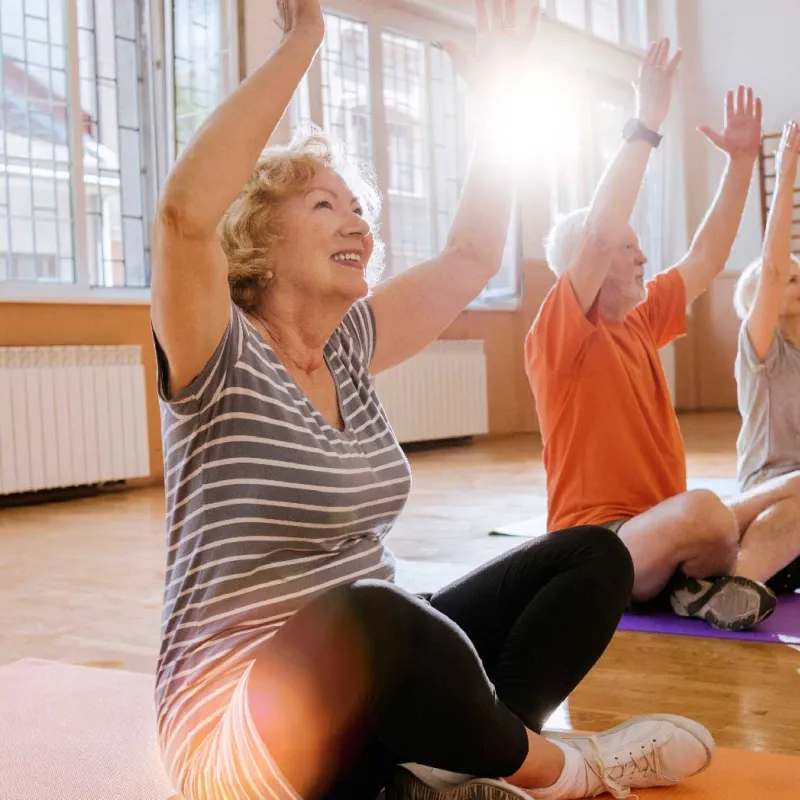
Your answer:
[1,411,798,756]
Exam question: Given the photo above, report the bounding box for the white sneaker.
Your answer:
[388,764,531,799]
[550,714,714,798]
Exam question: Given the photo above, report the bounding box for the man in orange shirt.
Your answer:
[527,40,800,632]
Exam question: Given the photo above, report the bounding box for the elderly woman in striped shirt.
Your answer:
[150,1,712,798]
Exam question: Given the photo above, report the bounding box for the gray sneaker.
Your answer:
[387,765,530,800]
[669,574,776,631]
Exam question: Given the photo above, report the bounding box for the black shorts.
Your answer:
[767,556,800,594]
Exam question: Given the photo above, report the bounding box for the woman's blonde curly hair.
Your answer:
[221,125,385,311]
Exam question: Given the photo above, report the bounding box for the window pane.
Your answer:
[381,31,431,275]
[0,0,75,283]
[622,0,647,48]
[429,44,468,252]
[430,45,518,306]
[551,143,586,219]
[173,0,232,155]
[592,91,662,276]
[289,73,312,135]
[594,99,626,177]
[78,0,152,288]
[555,0,587,29]
[320,13,372,162]
[592,0,620,42]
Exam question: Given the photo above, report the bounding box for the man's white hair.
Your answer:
[544,207,590,276]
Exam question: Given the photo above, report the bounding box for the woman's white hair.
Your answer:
[734,255,800,320]
[733,259,762,321]
[544,207,590,275]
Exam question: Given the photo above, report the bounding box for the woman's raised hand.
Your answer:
[442,0,539,104]
[274,0,324,38]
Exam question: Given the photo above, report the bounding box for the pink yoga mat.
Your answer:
[617,590,800,644]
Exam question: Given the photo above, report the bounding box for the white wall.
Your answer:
[678,0,800,272]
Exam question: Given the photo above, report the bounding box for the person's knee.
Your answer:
[333,580,421,653]
[560,525,635,593]
[335,580,414,623]
[678,490,739,570]
[586,526,634,575]
[685,490,738,544]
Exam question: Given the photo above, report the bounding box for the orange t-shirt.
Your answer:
[525,269,688,531]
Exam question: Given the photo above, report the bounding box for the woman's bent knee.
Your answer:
[574,525,634,572]
[337,579,419,622]
[326,580,424,667]
[550,525,635,595]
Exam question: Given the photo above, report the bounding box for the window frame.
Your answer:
[1,0,648,306]
[0,0,240,304]
[289,0,523,310]
[550,70,665,280]
[545,0,648,50]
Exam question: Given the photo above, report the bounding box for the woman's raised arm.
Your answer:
[151,0,324,396]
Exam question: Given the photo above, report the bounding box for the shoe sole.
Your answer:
[387,769,530,800]
[672,576,777,632]
[548,713,716,776]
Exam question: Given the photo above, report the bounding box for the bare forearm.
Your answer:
[159,30,322,234]
[444,131,514,278]
[688,156,754,270]
[585,140,653,231]
[762,174,794,279]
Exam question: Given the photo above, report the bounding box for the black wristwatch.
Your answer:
[622,118,663,148]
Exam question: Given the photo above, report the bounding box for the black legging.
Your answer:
[246,527,634,800]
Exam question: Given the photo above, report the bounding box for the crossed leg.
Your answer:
[727,470,800,587]
[608,471,800,631]
[615,490,739,603]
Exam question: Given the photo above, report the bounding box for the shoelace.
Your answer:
[584,735,662,800]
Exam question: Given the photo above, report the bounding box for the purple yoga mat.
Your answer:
[618,590,800,644]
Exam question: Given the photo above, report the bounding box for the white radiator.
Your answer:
[0,346,150,495]
[373,340,488,444]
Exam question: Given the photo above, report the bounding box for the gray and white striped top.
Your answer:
[153,299,411,781]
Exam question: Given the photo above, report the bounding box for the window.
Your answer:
[549,0,647,48]
[381,31,430,274]
[387,122,418,194]
[1,0,155,291]
[320,13,372,162]
[1,0,154,290]
[1,0,238,296]
[551,77,664,279]
[555,0,587,29]
[288,10,521,307]
[620,0,647,49]
[591,0,620,43]
[1,0,75,285]
[78,0,151,287]
[171,0,236,157]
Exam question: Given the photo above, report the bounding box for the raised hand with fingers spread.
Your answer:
[442,0,539,104]
[673,85,765,305]
[699,86,763,161]
[550,36,682,316]
[635,37,682,132]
